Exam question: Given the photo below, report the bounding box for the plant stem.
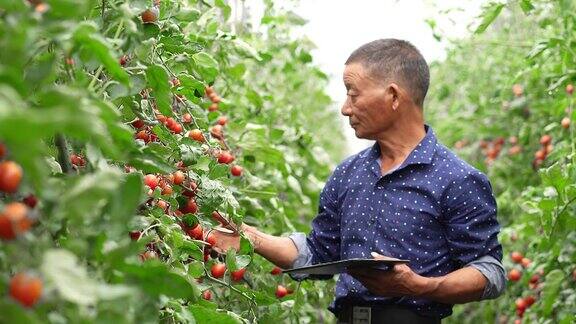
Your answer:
[55,134,72,173]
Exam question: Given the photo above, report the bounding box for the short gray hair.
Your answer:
[345,39,430,107]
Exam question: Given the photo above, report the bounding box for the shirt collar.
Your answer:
[363,124,437,175]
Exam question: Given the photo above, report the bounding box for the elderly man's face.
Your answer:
[341,63,398,140]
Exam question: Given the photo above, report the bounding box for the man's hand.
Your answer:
[208,224,300,269]
[348,252,489,304]
[347,252,431,297]
[209,227,241,254]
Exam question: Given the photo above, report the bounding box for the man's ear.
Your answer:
[387,83,400,110]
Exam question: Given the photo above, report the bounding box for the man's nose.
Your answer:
[341,98,352,116]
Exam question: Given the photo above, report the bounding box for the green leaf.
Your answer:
[215,0,232,20]
[0,302,42,324]
[541,269,564,316]
[120,262,198,299]
[192,52,219,83]
[189,305,244,324]
[232,39,262,61]
[188,260,205,277]
[519,0,534,13]
[225,248,238,271]
[474,3,505,34]
[73,23,130,85]
[146,65,172,116]
[55,169,123,225]
[109,172,143,226]
[46,0,92,18]
[41,249,135,305]
[176,8,201,22]
[108,74,147,100]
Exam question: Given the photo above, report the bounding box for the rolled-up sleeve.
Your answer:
[287,232,313,281]
[467,255,506,299]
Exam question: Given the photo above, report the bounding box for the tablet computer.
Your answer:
[283,257,409,275]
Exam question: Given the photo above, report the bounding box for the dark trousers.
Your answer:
[337,306,442,324]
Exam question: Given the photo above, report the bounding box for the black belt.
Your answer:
[337,306,441,324]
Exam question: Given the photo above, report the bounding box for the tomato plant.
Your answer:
[0,0,342,322]
[427,1,576,322]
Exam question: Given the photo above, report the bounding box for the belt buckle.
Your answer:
[352,306,371,324]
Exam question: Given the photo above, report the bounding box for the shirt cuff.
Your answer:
[466,255,506,300]
[287,232,313,281]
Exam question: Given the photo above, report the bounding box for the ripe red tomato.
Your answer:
[139,250,158,261]
[210,125,223,139]
[180,198,198,214]
[230,165,243,177]
[172,171,185,185]
[231,268,246,282]
[529,274,539,284]
[9,273,42,307]
[119,55,128,66]
[187,224,203,240]
[524,295,535,307]
[141,7,159,23]
[217,116,228,126]
[508,268,521,282]
[161,184,173,195]
[539,134,552,146]
[169,122,183,134]
[275,285,288,298]
[144,174,159,190]
[217,151,234,164]
[209,94,221,104]
[0,142,6,159]
[202,290,212,300]
[189,129,205,142]
[515,298,527,311]
[131,119,145,129]
[156,199,168,210]
[520,258,531,268]
[211,263,226,278]
[205,86,214,96]
[129,231,142,241]
[534,150,546,161]
[0,160,23,193]
[511,251,523,263]
[208,103,219,112]
[22,194,38,208]
[135,130,150,142]
[206,233,216,246]
[0,202,31,240]
[270,266,282,275]
[508,145,521,156]
[156,114,167,123]
[70,154,86,167]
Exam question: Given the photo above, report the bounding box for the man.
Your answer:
[212,39,505,323]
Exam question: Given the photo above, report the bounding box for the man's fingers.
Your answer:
[213,227,235,234]
[371,252,389,259]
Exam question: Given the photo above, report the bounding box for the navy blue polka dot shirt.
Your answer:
[289,125,504,319]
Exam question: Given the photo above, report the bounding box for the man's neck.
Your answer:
[375,119,426,174]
